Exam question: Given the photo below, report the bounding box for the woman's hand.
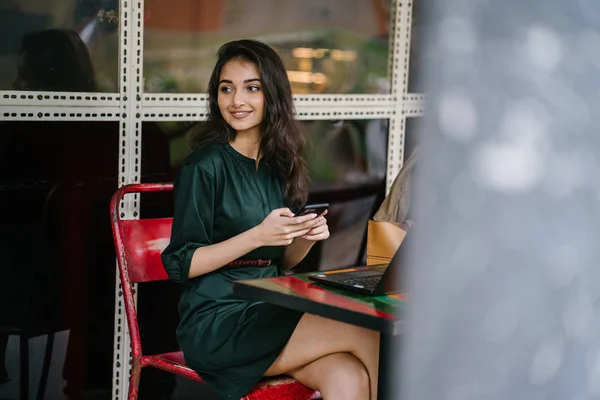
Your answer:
[281,210,329,270]
[300,210,330,242]
[254,208,321,246]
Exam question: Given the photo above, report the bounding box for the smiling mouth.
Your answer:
[230,111,252,119]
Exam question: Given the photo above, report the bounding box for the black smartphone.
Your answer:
[298,203,329,216]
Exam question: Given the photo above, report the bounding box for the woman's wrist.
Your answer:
[283,238,315,270]
[293,236,316,249]
[248,225,265,248]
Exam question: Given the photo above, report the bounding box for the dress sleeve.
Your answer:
[161,163,215,284]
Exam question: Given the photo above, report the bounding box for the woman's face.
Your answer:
[217,59,265,137]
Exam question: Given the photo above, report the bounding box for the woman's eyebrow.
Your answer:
[218,78,261,85]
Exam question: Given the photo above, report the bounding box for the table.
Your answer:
[233,265,406,400]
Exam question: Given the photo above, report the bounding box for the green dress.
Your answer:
[161,142,303,399]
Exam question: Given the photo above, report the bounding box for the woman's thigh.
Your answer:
[265,313,379,376]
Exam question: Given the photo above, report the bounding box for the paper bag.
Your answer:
[366,220,407,265]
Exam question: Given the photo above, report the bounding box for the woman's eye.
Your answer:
[220,86,233,93]
[248,85,260,92]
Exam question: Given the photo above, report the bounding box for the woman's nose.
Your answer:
[232,91,246,107]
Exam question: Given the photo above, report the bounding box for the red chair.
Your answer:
[110,183,321,400]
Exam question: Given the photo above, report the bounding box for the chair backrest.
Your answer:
[110,183,173,358]
[117,218,172,283]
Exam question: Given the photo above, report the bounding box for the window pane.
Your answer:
[408,0,429,93]
[0,121,119,399]
[0,0,119,92]
[301,119,388,271]
[144,0,392,94]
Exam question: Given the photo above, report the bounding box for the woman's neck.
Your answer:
[230,132,261,161]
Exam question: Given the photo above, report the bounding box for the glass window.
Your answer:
[404,116,422,159]
[301,119,388,271]
[144,0,392,94]
[408,0,430,93]
[0,121,119,399]
[0,0,119,92]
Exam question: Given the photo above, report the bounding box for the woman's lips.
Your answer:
[230,111,252,119]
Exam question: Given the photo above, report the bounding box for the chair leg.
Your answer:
[36,333,54,400]
[19,336,29,400]
[127,361,142,400]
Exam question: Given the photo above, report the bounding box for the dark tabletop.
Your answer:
[233,265,406,335]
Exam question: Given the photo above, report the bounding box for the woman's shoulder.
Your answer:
[182,142,228,175]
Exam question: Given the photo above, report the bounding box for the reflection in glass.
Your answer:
[303,119,388,184]
[0,0,119,91]
[0,121,119,399]
[144,0,392,94]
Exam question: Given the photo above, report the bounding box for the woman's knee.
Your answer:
[320,354,370,399]
[266,314,380,376]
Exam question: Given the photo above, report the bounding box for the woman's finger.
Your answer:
[287,212,321,225]
[308,225,327,234]
[305,217,327,229]
[314,217,327,226]
[301,223,328,236]
[301,232,328,241]
[286,227,312,239]
[301,226,330,240]
[292,216,323,231]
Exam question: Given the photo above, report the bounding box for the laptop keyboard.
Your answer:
[340,276,381,290]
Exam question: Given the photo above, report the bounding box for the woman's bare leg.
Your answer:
[265,313,380,400]
[288,352,370,400]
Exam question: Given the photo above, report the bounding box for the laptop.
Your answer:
[308,233,409,296]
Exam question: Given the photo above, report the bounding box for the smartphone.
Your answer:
[298,203,329,216]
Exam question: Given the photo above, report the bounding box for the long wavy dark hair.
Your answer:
[17,29,97,92]
[188,39,309,207]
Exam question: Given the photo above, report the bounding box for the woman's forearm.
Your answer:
[188,227,262,278]
[281,238,316,270]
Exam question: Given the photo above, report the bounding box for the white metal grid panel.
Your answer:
[0,91,120,107]
[0,106,120,121]
[405,94,426,117]
[112,0,144,399]
[0,1,426,398]
[141,105,396,122]
[143,93,395,107]
[0,98,423,117]
[385,1,415,192]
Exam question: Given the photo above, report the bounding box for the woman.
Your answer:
[161,39,379,400]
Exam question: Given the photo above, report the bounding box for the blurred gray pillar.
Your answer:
[401,1,600,399]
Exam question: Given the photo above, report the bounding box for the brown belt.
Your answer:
[225,259,272,267]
